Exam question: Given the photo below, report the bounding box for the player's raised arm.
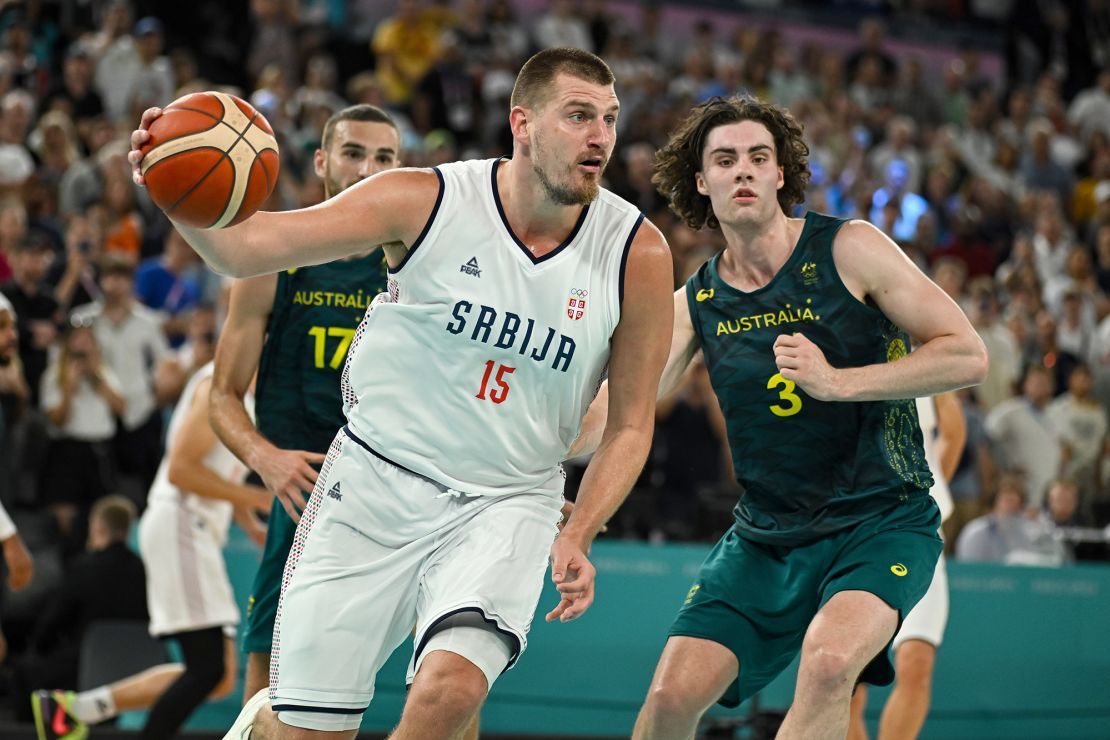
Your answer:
[547,219,674,623]
[127,107,437,278]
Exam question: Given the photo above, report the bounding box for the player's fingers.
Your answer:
[555,578,587,595]
[560,592,594,622]
[299,464,320,483]
[775,355,800,371]
[303,452,327,464]
[545,597,573,622]
[550,550,570,583]
[773,333,798,349]
[279,494,301,523]
[141,106,163,127]
[290,485,310,509]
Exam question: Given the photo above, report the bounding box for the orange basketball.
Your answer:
[140,91,279,229]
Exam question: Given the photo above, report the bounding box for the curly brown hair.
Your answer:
[653,96,811,230]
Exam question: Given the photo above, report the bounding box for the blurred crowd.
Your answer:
[1,0,1110,715]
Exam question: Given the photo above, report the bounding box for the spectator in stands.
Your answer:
[968,277,1022,410]
[955,475,1067,564]
[38,319,124,557]
[1048,364,1107,505]
[38,44,104,134]
[134,228,202,347]
[0,234,58,405]
[986,363,1065,509]
[372,0,443,109]
[128,17,174,122]
[71,256,169,500]
[16,495,145,701]
[845,17,898,87]
[1021,118,1076,207]
[1068,68,1110,145]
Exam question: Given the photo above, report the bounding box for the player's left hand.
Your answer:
[545,535,596,623]
[773,332,842,401]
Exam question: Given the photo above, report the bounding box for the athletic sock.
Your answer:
[70,685,117,723]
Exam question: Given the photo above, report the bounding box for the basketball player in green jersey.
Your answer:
[209,104,401,701]
[573,96,987,739]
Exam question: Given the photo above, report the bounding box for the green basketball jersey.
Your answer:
[686,211,932,545]
[255,251,388,454]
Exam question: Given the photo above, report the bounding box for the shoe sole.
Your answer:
[222,687,270,740]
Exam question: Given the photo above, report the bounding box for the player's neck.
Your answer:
[719,211,800,289]
[497,157,586,257]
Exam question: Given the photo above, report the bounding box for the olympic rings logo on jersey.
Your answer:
[567,288,588,320]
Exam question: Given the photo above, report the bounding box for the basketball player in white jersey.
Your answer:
[847,390,967,740]
[128,47,673,740]
[33,361,270,740]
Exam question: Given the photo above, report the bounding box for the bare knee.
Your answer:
[800,643,859,692]
[407,652,488,718]
[643,680,705,721]
[894,641,935,692]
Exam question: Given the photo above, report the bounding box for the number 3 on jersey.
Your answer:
[308,326,355,369]
[476,360,515,404]
[767,372,803,417]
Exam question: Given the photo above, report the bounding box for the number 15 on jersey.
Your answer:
[476,360,515,404]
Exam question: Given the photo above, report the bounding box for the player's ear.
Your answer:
[509,106,531,146]
[695,171,709,197]
[777,164,784,191]
[313,148,326,179]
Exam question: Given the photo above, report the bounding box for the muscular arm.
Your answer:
[210,274,323,521]
[167,376,270,512]
[547,220,674,621]
[566,285,699,459]
[169,169,435,277]
[130,112,436,277]
[210,274,276,471]
[774,220,988,401]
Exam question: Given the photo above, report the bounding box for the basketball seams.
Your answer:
[142,91,279,228]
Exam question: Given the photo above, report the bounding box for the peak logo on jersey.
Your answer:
[801,261,819,286]
[567,288,588,321]
[684,583,701,604]
[460,257,482,277]
[327,481,342,501]
[890,563,908,577]
[696,288,715,302]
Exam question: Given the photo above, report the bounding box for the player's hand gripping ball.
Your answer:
[139,91,279,229]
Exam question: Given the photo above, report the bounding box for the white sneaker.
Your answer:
[223,688,270,740]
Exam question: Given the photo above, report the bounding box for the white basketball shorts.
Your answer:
[269,427,564,731]
[137,502,238,638]
[893,552,948,650]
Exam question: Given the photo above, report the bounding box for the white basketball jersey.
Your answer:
[916,395,954,522]
[342,158,644,496]
[147,363,254,539]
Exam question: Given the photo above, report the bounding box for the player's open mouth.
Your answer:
[733,187,756,201]
[579,158,603,174]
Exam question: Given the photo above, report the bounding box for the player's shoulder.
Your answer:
[832,217,891,251]
[595,186,644,220]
